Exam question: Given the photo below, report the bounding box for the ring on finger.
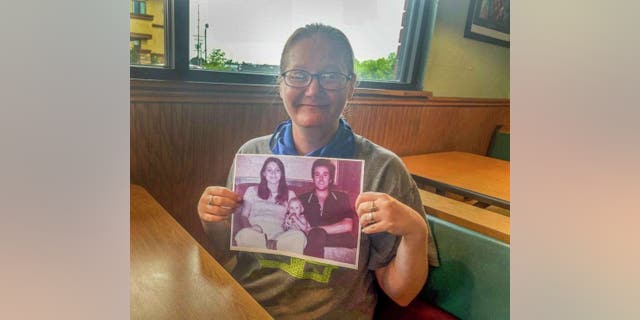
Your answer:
[367,212,375,222]
[207,195,213,206]
[370,200,377,212]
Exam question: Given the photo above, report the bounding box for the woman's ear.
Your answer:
[278,80,285,99]
[347,74,356,100]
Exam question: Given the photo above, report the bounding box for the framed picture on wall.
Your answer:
[464,0,510,47]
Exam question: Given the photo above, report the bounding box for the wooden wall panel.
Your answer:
[130,80,509,253]
[344,104,507,156]
[131,100,289,252]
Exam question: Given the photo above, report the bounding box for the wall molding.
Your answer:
[131,79,510,107]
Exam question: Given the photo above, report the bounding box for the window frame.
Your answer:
[132,1,147,15]
[130,0,435,91]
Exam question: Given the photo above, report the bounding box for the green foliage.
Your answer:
[203,49,232,71]
[354,52,397,80]
[130,48,139,64]
[195,48,400,78]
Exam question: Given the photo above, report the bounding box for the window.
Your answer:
[132,1,147,15]
[130,0,435,90]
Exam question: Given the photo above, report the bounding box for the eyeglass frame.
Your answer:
[279,69,354,91]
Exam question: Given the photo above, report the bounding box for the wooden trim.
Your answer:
[425,97,511,107]
[130,79,510,107]
[130,13,154,21]
[131,80,281,104]
[419,189,510,243]
[152,23,165,28]
[130,32,152,40]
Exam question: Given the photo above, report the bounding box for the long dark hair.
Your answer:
[257,157,289,205]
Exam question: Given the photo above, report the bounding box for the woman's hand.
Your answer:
[197,186,242,223]
[355,192,427,240]
[356,191,429,306]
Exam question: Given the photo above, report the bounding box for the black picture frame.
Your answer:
[464,0,510,48]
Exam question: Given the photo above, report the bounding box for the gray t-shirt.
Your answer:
[206,134,438,319]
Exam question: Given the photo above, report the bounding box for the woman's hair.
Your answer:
[279,23,355,75]
[258,157,289,205]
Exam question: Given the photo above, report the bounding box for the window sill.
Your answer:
[130,13,154,21]
[130,32,152,40]
[130,79,434,105]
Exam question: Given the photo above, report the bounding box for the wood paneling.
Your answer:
[131,100,289,252]
[130,80,509,252]
[344,103,508,156]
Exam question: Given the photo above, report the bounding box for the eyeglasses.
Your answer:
[280,70,353,91]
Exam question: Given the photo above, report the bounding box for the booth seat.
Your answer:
[375,215,509,320]
[421,215,510,319]
[487,125,510,161]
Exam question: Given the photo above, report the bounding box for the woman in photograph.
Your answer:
[234,156,307,253]
[197,23,438,319]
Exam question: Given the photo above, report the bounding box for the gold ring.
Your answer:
[368,212,374,222]
[370,200,377,212]
[207,195,213,206]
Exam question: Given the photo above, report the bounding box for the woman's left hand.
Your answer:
[355,192,427,239]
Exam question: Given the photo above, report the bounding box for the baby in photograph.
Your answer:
[262,198,310,251]
[283,197,310,233]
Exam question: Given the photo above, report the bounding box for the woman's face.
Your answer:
[263,161,282,185]
[279,35,355,131]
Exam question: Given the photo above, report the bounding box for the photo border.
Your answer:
[230,154,364,270]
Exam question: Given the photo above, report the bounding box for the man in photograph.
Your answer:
[299,159,357,258]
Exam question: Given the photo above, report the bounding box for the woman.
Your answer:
[234,157,307,253]
[198,23,438,319]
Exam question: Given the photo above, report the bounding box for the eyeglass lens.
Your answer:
[284,71,348,90]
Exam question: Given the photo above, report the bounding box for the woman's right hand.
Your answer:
[197,186,242,223]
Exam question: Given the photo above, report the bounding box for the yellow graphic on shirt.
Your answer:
[258,257,338,283]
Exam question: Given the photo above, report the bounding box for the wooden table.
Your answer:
[401,152,510,209]
[131,184,272,320]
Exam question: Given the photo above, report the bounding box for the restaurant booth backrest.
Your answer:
[487,125,510,161]
[422,215,510,320]
[375,215,509,320]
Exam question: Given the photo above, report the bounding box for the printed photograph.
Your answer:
[230,154,364,269]
[464,0,510,47]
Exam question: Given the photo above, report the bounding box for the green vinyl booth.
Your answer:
[422,216,510,320]
[487,125,510,161]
